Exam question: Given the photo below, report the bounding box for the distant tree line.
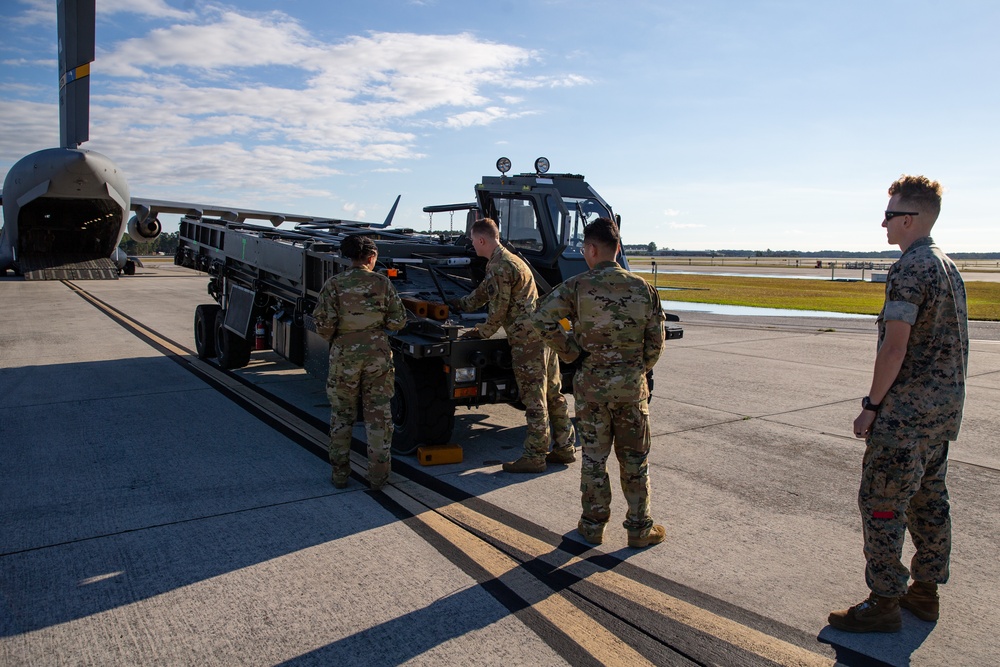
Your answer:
[118,232,179,256]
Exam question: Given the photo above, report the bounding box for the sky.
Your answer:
[1,0,998,252]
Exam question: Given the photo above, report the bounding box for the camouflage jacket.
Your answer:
[313,267,407,346]
[872,236,969,445]
[457,244,538,339]
[531,260,665,402]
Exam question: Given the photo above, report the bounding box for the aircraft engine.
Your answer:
[127,214,162,243]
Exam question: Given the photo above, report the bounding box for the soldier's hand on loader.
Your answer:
[446,298,463,313]
[460,328,484,340]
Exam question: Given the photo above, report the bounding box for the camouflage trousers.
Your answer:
[576,399,653,537]
[858,438,951,598]
[511,336,574,461]
[327,340,394,487]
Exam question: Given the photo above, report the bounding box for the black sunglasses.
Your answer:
[884,210,919,221]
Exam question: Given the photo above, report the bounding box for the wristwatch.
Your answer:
[861,396,881,412]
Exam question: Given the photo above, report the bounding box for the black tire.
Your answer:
[390,355,455,455]
[123,260,136,275]
[194,304,221,360]
[214,309,252,369]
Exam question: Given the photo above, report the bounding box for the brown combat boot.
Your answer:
[828,593,902,633]
[628,524,666,548]
[899,581,939,621]
[577,521,605,545]
[502,457,546,473]
[331,469,348,489]
[545,447,576,464]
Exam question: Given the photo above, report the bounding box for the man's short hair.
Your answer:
[888,175,943,221]
[583,217,620,252]
[341,234,378,261]
[470,217,500,240]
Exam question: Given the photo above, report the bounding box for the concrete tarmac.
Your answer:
[2,264,998,666]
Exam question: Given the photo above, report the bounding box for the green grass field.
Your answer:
[636,273,1000,321]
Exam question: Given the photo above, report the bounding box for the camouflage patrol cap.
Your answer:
[341,234,378,260]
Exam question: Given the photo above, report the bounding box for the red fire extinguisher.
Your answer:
[254,316,268,350]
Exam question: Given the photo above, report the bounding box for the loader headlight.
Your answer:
[496,157,511,174]
[534,157,550,174]
[454,367,477,383]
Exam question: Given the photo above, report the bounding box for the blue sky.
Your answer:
[2,0,998,252]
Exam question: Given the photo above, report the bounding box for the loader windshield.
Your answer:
[549,196,613,258]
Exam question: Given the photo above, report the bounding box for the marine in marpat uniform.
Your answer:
[313,235,407,491]
[829,175,969,633]
[531,217,666,548]
[448,218,576,474]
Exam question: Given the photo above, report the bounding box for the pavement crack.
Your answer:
[0,492,342,559]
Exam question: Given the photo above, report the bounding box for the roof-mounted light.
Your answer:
[496,157,511,174]
[534,157,550,174]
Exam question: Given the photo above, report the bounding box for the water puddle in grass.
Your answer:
[646,270,875,282]
[660,299,876,319]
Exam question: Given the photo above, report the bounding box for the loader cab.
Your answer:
[474,157,622,292]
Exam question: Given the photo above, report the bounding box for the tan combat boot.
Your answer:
[899,581,939,621]
[502,457,546,473]
[331,469,348,489]
[628,524,666,548]
[577,520,605,545]
[828,593,902,633]
[545,447,576,464]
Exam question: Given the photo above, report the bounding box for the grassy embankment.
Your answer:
[635,273,1000,321]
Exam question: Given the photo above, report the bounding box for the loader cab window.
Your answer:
[557,196,613,258]
[488,196,544,253]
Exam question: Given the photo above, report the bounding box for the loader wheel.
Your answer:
[194,304,221,360]
[390,355,455,455]
[214,309,252,369]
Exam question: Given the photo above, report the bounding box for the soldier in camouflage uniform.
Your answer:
[448,218,576,474]
[830,176,969,633]
[313,235,407,491]
[531,218,667,548]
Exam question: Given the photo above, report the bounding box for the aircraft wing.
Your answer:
[130,195,400,229]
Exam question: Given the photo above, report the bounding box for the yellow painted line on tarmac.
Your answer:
[396,480,833,667]
[382,484,655,667]
[63,280,830,665]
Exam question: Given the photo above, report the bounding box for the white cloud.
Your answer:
[2,58,56,68]
[2,4,590,208]
[443,107,535,129]
[10,0,54,26]
[92,17,552,162]
[101,0,195,20]
[663,208,681,217]
[0,100,58,161]
[10,0,193,27]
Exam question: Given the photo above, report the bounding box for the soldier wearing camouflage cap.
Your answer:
[313,234,407,491]
[449,218,576,473]
[829,175,969,633]
[531,217,667,548]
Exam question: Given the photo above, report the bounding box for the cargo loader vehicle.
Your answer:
[175,157,682,454]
